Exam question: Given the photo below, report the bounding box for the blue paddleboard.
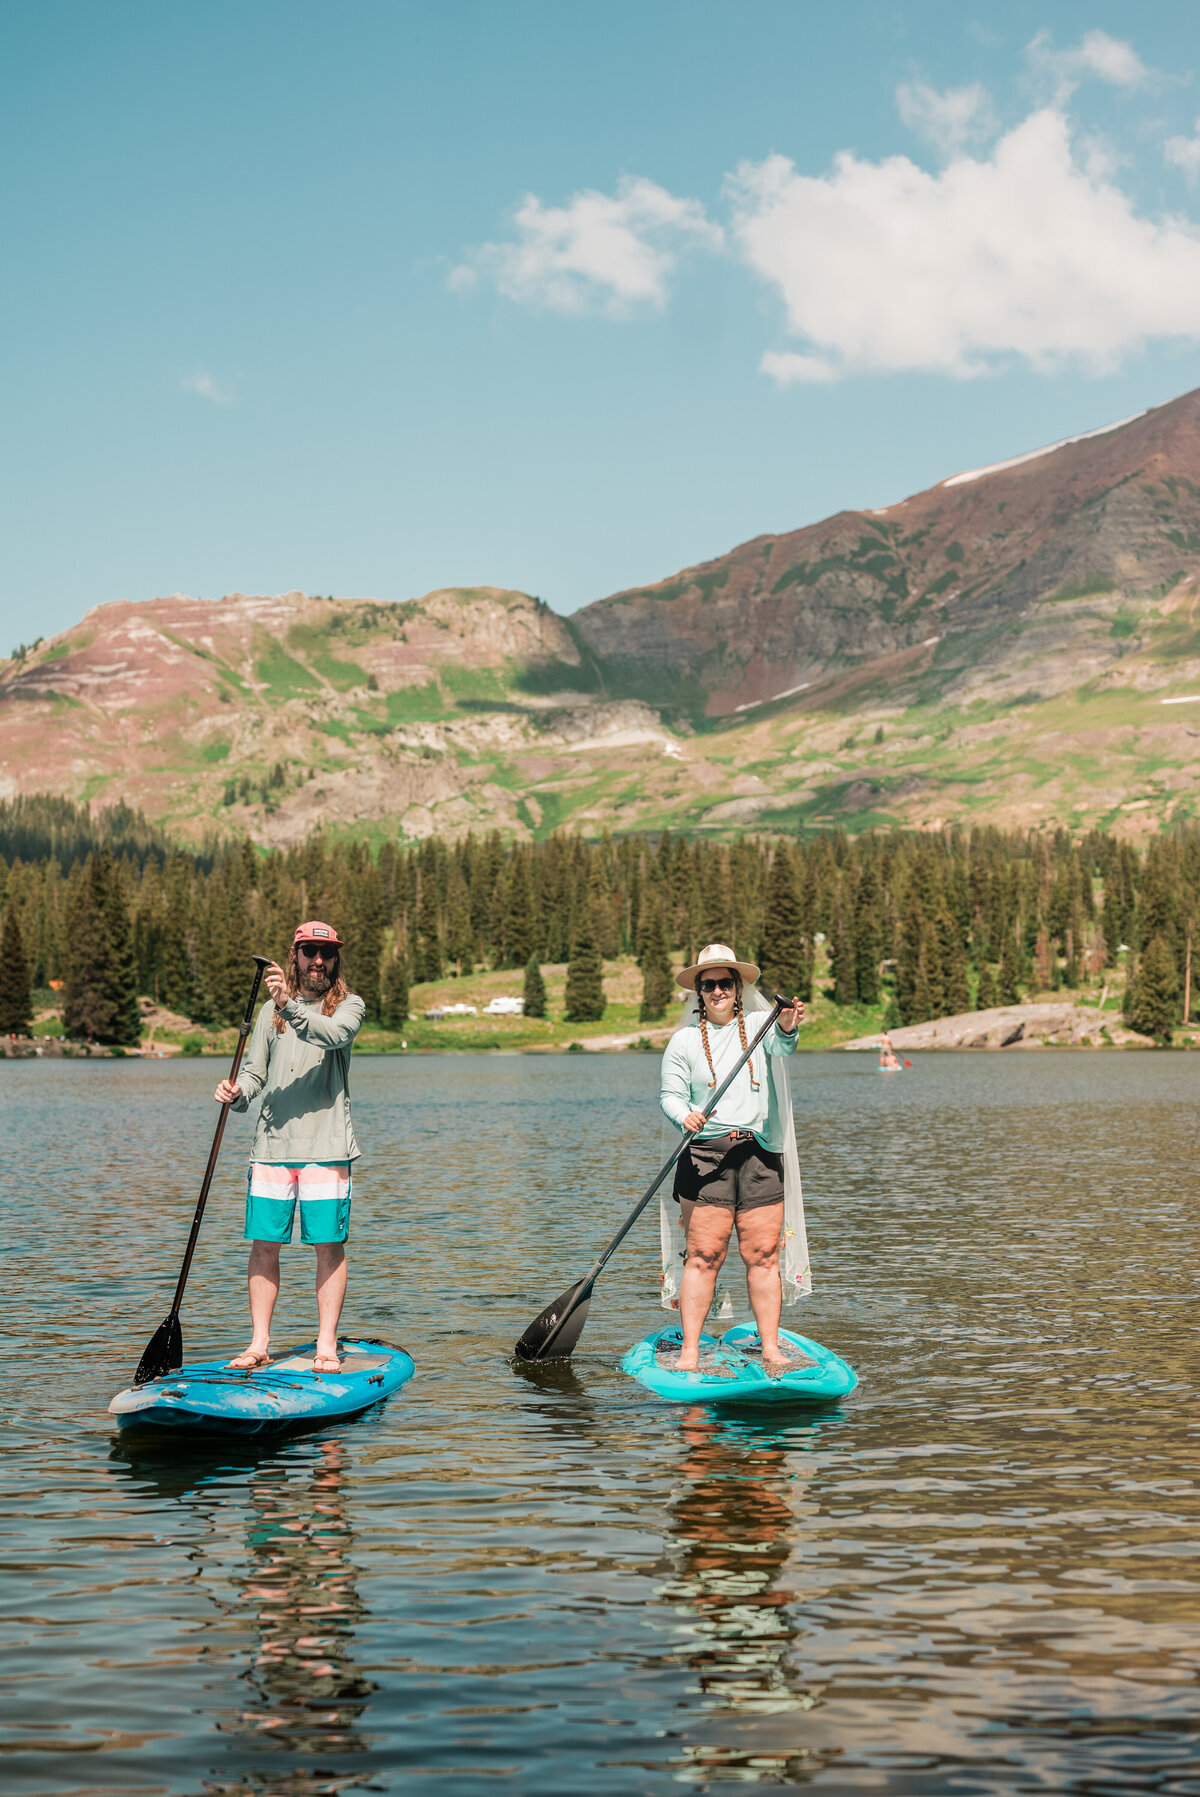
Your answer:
[108,1337,414,1435]
[620,1323,857,1407]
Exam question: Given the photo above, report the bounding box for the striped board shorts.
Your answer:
[245,1162,352,1245]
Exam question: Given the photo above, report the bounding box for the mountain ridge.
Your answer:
[5,389,1200,843]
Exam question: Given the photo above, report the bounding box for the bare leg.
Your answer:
[736,1203,786,1365]
[228,1241,280,1367]
[677,1201,734,1369]
[313,1244,347,1370]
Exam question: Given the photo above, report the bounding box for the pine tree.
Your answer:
[523,953,547,1019]
[444,858,473,977]
[414,866,442,982]
[998,928,1021,1005]
[1128,934,1177,1043]
[975,962,999,1010]
[939,908,969,1016]
[853,862,882,1003]
[564,920,605,1022]
[381,949,410,1028]
[830,903,856,1007]
[759,845,810,999]
[350,859,384,1018]
[104,852,142,1046]
[503,852,537,968]
[0,904,33,1036]
[638,895,673,1022]
[63,850,140,1045]
[160,855,197,1017]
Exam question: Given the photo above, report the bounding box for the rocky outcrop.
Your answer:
[842,1004,1154,1051]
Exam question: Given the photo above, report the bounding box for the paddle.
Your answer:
[134,955,271,1384]
[515,990,789,1361]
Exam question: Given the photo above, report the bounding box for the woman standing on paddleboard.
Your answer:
[659,945,808,1371]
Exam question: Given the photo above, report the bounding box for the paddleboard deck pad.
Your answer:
[620,1324,857,1406]
[109,1338,414,1435]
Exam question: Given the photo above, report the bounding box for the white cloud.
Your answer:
[896,80,994,158]
[454,176,722,314]
[760,350,836,386]
[182,371,232,404]
[1028,29,1148,99]
[1166,118,1200,179]
[729,108,1200,380]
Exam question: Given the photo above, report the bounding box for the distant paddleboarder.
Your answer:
[214,921,365,1374]
[879,1030,902,1072]
[659,944,809,1371]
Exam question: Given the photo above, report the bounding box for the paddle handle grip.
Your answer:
[590,995,786,1277]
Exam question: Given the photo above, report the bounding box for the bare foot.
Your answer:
[675,1353,700,1372]
[762,1347,790,1374]
[227,1347,270,1370]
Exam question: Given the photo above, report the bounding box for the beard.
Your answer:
[298,961,335,998]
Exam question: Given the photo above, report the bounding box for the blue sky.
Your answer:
[4,1,1200,648]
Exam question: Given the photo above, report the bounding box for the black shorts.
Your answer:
[672,1134,785,1213]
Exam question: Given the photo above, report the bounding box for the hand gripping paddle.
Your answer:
[514,991,790,1361]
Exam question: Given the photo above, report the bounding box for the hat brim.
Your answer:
[675,957,760,991]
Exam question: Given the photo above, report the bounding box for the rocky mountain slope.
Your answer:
[572,390,1200,720]
[5,390,1200,844]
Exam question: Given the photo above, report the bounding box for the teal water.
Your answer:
[2,1051,1199,1795]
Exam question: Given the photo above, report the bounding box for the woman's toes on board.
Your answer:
[312,1352,342,1373]
[227,1347,270,1370]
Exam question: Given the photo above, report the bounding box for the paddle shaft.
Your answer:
[166,956,270,1315]
[582,993,787,1287]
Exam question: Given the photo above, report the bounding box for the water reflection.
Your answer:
[223,1441,372,1766]
[110,1435,373,1794]
[660,1411,827,1786]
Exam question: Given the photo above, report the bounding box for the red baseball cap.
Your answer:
[293,920,344,948]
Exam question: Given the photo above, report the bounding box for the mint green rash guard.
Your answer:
[659,1017,798,1152]
[231,992,365,1164]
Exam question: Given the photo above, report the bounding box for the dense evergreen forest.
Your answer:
[0,795,1196,1046]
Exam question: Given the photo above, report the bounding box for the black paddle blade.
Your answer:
[514,1278,593,1361]
[135,1311,182,1386]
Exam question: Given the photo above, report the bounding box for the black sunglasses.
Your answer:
[698,976,735,993]
[297,943,338,960]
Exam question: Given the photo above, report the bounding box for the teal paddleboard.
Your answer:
[620,1323,857,1406]
[108,1337,414,1435]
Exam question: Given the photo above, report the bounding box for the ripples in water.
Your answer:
[2,1051,1199,1794]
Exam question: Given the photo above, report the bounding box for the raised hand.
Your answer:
[264,961,288,1008]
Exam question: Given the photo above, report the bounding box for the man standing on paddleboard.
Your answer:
[214,921,365,1374]
[659,945,806,1372]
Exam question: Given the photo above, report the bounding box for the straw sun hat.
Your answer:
[674,942,761,992]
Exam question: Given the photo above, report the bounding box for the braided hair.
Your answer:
[693,971,760,1091]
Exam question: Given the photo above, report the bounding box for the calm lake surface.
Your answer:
[3,1050,1199,1796]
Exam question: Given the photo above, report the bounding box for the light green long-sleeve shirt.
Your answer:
[660,1016,797,1151]
[231,992,365,1164]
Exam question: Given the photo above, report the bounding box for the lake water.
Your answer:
[3,1050,1199,1796]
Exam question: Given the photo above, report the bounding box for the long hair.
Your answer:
[691,971,759,1091]
[273,945,349,1035]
